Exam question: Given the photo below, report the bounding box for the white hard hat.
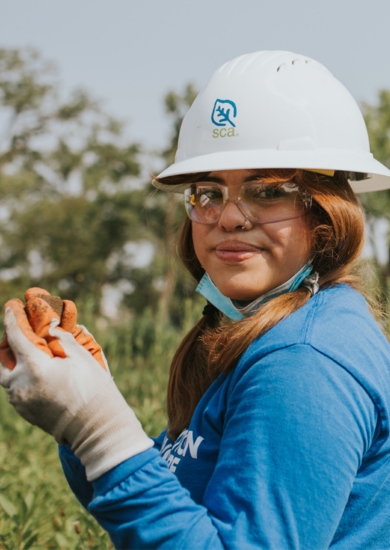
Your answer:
[156,51,390,193]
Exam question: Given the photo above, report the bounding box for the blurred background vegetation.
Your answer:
[0,46,390,547]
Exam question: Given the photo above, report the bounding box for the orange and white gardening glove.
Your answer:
[0,301,153,480]
[0,287,108,371]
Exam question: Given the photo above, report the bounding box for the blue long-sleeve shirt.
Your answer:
[59,285,390,549]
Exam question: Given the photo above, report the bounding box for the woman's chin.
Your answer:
[218,285,270,302]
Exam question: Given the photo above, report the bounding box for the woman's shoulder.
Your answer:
[296,283,386,350]
[239,284,390,400]
[263,283,385,351]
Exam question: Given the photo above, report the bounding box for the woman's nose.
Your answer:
[217,200,251,231]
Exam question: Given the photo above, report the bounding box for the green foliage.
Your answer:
[0,390,111,548]
[0,47,201,326]
[363,90,390,169]
[0,47,146,308]
[162,83,198,166]
[146,83,199,321]
[362,90,390,217]
[362,90,390,311]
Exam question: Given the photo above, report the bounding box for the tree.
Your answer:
[362,91,390,307]
[129,84,199,323]
[0,47,202,323]
[0,47,146,311]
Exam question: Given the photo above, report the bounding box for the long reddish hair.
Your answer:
[158,169,365,439]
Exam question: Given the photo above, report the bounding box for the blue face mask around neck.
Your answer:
[195,262,314,321]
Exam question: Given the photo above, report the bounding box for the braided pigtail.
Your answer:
[167,299,222,439]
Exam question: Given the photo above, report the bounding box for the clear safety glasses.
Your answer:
[184,181,312,225]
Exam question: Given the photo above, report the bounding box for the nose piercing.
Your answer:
[238,219,249,231]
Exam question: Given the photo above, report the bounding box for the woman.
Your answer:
[1,51,390,549]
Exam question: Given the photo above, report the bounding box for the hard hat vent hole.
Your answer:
[276,63,287,72]
[277,59,312,72]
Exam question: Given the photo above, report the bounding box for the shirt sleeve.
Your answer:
[59,444,94,510]
[78,345,378,548]
[58,431,168,510]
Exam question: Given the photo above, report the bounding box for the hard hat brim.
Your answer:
[155,150,390,194]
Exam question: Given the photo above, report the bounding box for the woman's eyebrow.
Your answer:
[243,176,262,182]
[198,174,225,184]
[198,179,261,188]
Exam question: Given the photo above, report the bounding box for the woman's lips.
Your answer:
[214,241,262,262]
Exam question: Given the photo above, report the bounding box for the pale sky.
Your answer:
[1,0,390,162]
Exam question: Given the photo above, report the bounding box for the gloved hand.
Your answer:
[0,297,60,369]
[0,288,108,371]
[0,301,153,480]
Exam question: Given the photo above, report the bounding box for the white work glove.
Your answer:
[0,301,153,481]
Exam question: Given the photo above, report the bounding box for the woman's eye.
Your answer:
[246,186,283,200]
[244,184,296,201]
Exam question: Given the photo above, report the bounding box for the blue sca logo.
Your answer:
[211,99,237,127]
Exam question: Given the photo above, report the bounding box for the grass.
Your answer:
[0,297,204,548]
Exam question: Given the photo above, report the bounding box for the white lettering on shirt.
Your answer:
[160,430,204,472]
